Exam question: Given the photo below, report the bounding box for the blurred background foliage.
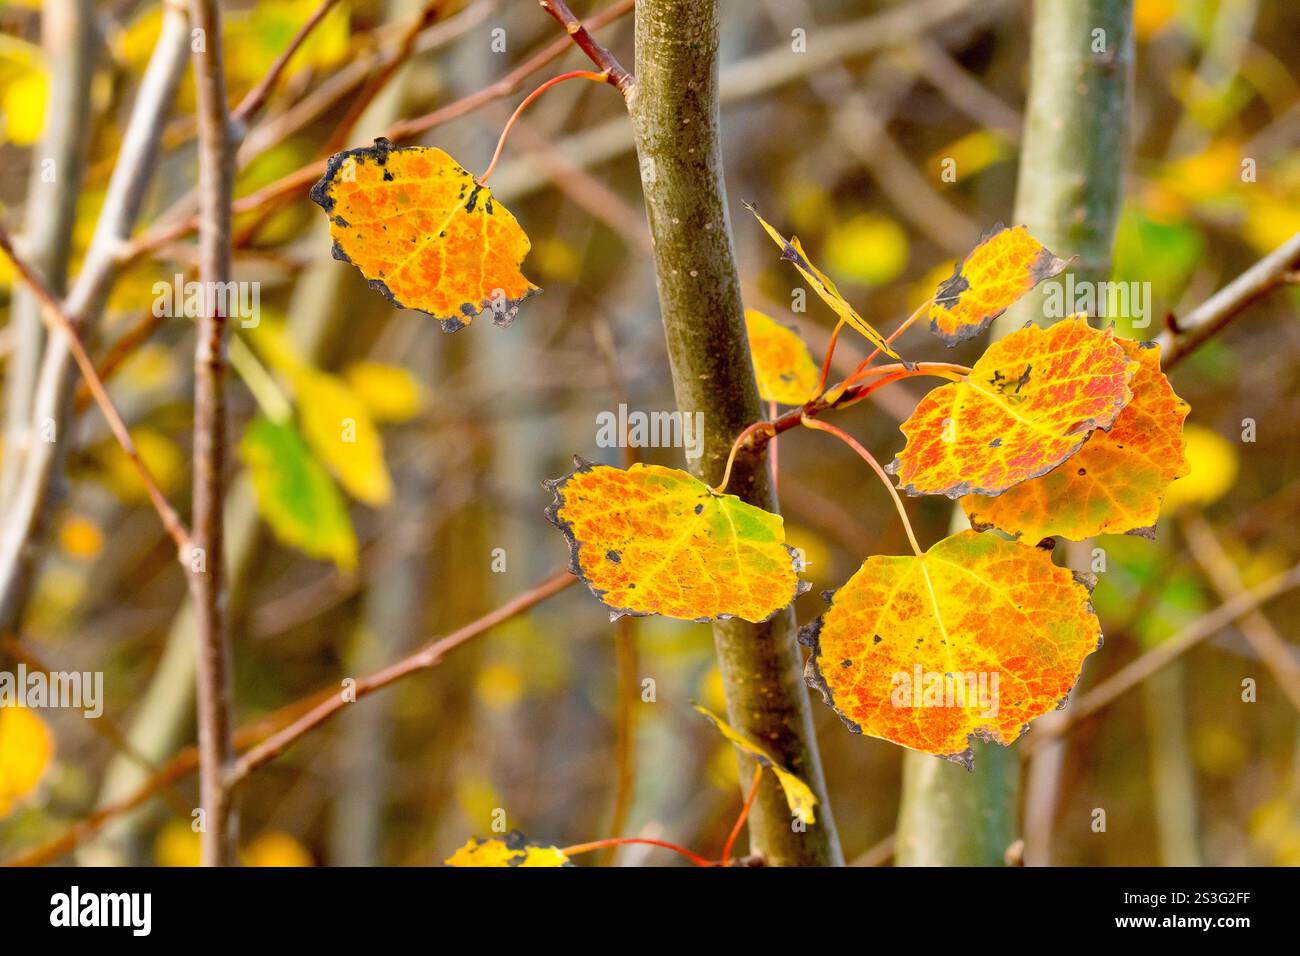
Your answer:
[0,0,1297,866]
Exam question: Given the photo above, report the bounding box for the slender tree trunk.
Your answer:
[627,0,841,866]
[896,0,1134,866]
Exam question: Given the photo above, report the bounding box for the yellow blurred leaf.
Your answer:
[822,212,909,287]
[445,832,570,867]
[0,705,54,819]
[294,369,393,506]
[1,67,46,146]
[343,361,428,424]
[927,129,1013,185]
[58,514,105,562]
[1161,424,1238,512]
[243,830,314,867]
[153,819,201,867]
[475,661,524,713]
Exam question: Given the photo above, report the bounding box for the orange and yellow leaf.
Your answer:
[928,224,1069,345]
[888,316,1135,498]
[963,339,1190,539]
[311,139,539,331]
[693,703,817,823]
[545,460,805,623]
[746,202,903,361]
[445,832,570,867]
[801,530,1101,766]
[745,309,820,405]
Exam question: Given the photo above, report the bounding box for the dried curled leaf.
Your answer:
[545,460,804,623]
[0,705,54,819]
[693,704,817,823]
[445,832,570,867]
[240,417,357,570]
[963,339,1190,540]
[745,309,820,405]
[746,202,903,362]
[888,316,1135,498]
[311,139,539,330]
[801,530,1101,766]
[928,224,1069,345]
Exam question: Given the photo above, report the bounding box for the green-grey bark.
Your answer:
[896,0,1134,866]
[627,0,841,866]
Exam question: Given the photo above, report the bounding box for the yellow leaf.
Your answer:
[693,704,817,824]
[889,316,1135,498]
[2,66,46,146]
[312,141,539,330]
[240,417,358,570]
[293,369,393,507]
[1160,424,1238,512]
[475,661,524,713]
[153,820,202,867]
[822,212,909,287]
[445,832,570,867]
[926,129,1013,184]
[962,339,1190,540]
[0,705,54,819]
[746,203,903,361]
[243,830,314,867]
[801,530,1101,765]
[59,514,105,562]
[927,224,1069,345]
[342,361,428,424]
[545,460,805,623]
[744,309,820,405]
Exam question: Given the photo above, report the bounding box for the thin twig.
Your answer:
[6,569,579,866]
[1158,231,1300,368]
[1023,563,1300,754]
[227,571,577,788]
[189,0,238,867]
[539,0,634,95]
[0,227,192,557]
[231,0,344,127]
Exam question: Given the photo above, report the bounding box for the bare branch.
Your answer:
[1158,230,1300,368]
[539,0,633,95]
[189,0,239,867]
[0,227,193,558]
[230,0,344,128]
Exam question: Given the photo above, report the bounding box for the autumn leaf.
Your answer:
[888,316,1135,498]
[746,202,903,361]
[0,705,54,819]
[745,309,820,405]
[928,224,1069,345]
[240,417,358,570]
[242,830,314,867]
[693,703,817,823]
[445,831,570,867]
[545,459,805,623]
[963,339,1190,540]
[800,530,1101,766]
[311,139,539,330]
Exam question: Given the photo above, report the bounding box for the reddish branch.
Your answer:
[0,227,192,558]
[539,0,634,95]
